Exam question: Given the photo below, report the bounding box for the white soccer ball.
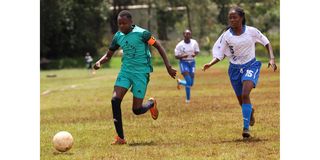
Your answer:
[52,131,74,152]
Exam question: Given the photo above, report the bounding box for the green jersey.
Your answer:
[109,25,153,73]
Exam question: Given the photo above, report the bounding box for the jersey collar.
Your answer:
[230,25,246,36]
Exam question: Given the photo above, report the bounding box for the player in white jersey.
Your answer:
[175,29,200,103]
[202,6,277,138]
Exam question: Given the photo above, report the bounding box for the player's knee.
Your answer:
[111,97,122,107]
[132,108,142,115]
[241,93,250,102]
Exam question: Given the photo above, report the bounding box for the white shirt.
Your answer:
[175,39,200,61]
[85,55,93,63]
[212,26,269,64]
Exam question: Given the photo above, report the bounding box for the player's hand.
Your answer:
[202,63,211,71]
[191,53,196,57]
[268,58,277,72]
[180,54,188,59]
[93,61,101,70]
[166,66,177,79]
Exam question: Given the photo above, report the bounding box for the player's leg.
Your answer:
[111,86,128,144]
[241,80,254,138]
[177,61,188,89]
[131,73,158,119]
[111,72,131,144]
[241,60,262,137]
[132,97,158,119]
[182,72,192,103]
[189,61,195,87]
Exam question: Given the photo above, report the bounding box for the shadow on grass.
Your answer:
[128,141,156,147]
[213,137,268,144]
[53,151,74,155]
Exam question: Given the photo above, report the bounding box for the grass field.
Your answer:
[40,56,280,160]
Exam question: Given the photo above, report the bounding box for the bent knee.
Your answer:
[132,108,141,115]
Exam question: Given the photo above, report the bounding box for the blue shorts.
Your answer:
[228,58,262,96]
[179,60,195,75]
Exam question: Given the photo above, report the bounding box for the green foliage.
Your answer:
[41,0,280,69]
[41,0,110,59]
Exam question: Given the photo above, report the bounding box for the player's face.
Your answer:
[117,16,132,34]
[228,11,242,28]
[184,31,191,40]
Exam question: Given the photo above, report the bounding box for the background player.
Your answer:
[175,29,200,103]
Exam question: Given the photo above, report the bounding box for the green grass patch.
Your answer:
[41,59,280,159]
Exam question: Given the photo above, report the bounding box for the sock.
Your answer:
[111,97,124,139]
[184,75,192,101]
[132,99,154,115]
[241,104,252,129]
[178,79,187,86]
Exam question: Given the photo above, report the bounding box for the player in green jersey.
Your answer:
[94,10,177,145]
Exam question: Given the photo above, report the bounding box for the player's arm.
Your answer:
[94,34,119,70]
[152,40,177,79]
[253,27,277,72]
[265,43,277,72]
[93,50,115,70]
[202,58,220,71]
[192,41,200,57]
[174,46,188,60]
[175,54,188,60]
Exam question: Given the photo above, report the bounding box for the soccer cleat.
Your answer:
[111,136,127,145]
[176,79,181,90]
[242,128,251,138]
[185,99,190,103]
[149,97,158,120]
[250,108,255,126]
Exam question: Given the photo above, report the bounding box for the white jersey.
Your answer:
[212,26,270,64]
[175,39,200,61]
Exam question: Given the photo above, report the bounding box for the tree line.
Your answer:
[41,0,279,60]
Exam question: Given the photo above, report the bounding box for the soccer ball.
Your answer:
[52,131,74,152]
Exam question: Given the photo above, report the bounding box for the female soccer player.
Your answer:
[202,7,277,138]
[175,29,200,103]
[93,10,177,144]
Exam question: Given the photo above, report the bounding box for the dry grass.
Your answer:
[41,59,279,160]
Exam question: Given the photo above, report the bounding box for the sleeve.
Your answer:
[142,30,156,45]
[174,42,182,56]
[109,34,120,51]
[212,33,226,60]
[252,27,270,46]
[194,40,200,53]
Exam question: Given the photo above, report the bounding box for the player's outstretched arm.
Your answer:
[93,50,114,70]
[202,58,220,71]
[153,41,177,79]
[265,43,277,72]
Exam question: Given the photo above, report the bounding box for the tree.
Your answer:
[40,0,110,59]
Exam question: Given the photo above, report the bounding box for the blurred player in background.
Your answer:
[85,52,95,74]
[202,6,277,138]
[93,10,177,145]
[175,29,200,103]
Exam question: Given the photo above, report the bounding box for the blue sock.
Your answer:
[184,75,192,100]
[179,79,187,86]
[241,104,252,129]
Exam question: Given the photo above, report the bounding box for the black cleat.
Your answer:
[242,128,251,138]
